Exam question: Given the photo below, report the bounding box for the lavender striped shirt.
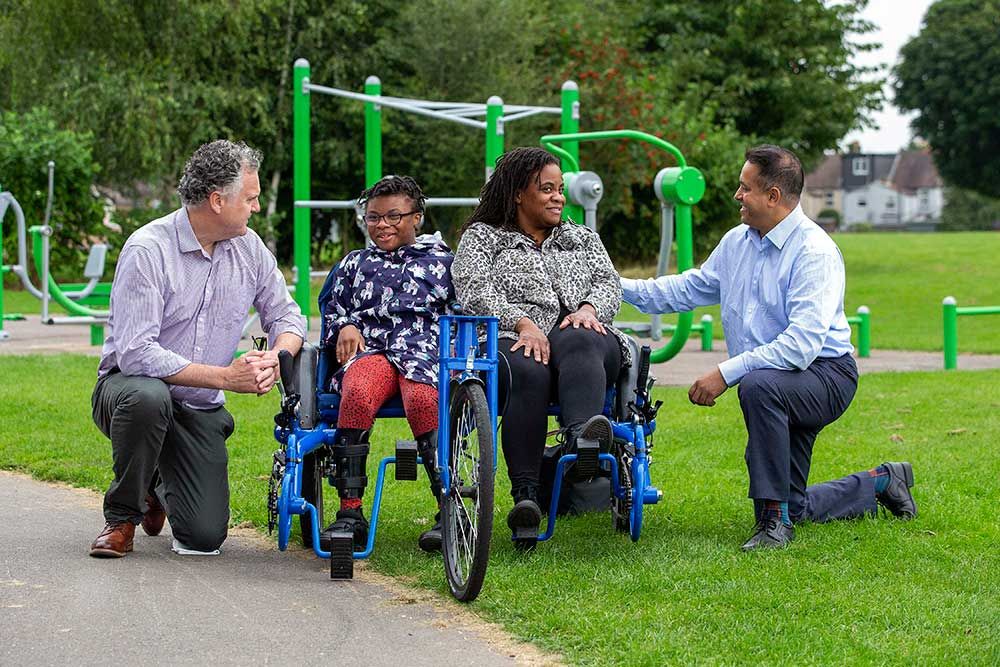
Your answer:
[98,207,306,408]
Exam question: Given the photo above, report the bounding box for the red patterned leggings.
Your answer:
[337,354,438,437]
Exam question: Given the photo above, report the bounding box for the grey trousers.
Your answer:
[737,354,878,523]
[92,371,234,551]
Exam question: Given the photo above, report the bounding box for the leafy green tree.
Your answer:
[940,186,1000,231]
[894,0,1000,197]
[0,108,105,282]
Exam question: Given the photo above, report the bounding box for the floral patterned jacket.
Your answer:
[452,221,631,366]
[322,234,454,391]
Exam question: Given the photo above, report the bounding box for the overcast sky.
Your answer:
[841,0,936,153]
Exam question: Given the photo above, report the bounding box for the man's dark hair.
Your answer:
[357,175,427,213]
[177,140,262,206]
[462,146,559,234]
[745,144,804,202]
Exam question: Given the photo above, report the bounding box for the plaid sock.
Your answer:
[869,466,890,494]
[340,497,362,511]
[763,500,792,526]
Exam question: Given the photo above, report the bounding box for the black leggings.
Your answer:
[497,325,621,491]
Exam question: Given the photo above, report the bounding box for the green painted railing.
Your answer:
[943,296,1000,369]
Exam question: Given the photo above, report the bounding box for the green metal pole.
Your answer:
[856,306,870,358]
[485,96,504,182]
[650,203,694,363]
[293,58,312,320]
[90,324,104,346]
[29,226,107,317]
[700,314,713,351]
[560,81,580,171]
[943,296,958,370]
[0,201,6,338]
[364,75,382,188]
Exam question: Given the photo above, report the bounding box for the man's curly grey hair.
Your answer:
[177,140,262,206]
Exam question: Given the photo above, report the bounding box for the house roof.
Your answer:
[804,154,841,190]
[889,150,942,193]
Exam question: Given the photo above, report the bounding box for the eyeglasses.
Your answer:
[363,210,420,227]
[251,335,267,352]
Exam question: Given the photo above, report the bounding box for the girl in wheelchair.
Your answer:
[321,175,454,553]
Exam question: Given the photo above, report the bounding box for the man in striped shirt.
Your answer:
[622,145,917,551]
[89,140,306,558]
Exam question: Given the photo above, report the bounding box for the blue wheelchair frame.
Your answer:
[271,315,500,559]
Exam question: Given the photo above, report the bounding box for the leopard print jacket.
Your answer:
[452,221,632,367]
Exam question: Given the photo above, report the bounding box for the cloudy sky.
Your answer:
[841,0,936,153]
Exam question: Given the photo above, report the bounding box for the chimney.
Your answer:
[848,141,861,155]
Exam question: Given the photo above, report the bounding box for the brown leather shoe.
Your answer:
[89,521,135,558]
[141,493,166,536]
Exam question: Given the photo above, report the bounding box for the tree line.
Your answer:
[1,0,885,279]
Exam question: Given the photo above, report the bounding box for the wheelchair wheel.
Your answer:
[299,451,324,549]
[611,439,633,534]
[629,460,645,542]
[441,381,494,602]
[277,473,293,551]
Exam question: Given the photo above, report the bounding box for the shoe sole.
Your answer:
[418,534,442,553]
[89,544,132,558]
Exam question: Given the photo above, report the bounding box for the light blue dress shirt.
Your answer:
[620,205,853,385]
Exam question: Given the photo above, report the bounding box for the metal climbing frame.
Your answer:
[291,58,580,319]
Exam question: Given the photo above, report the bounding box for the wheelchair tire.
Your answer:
[629,460,645,542]
[299,451,324,549]
[441,381,494,603]
[611,439,633,534]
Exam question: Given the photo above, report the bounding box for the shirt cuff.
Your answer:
[718,354,749,386]
[620,278,640,302]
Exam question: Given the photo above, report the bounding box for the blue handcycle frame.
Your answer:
[271,315,500,561]
[539,355,662,543]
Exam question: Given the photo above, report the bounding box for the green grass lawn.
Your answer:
[2,354,997,664]
[7,232,998,353]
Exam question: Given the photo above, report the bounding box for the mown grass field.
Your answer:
[2,354,997,664]
[7,231,997,353]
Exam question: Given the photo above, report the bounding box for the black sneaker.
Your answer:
[320,508,369,551]
[876,461,917,519]
[741,516,794,551]
[507,486,542,551]
[418,512,442,553]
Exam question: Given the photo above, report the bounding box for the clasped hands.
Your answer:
[225,349,281,395]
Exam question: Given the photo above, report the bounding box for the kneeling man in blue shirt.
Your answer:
[622,145,917,550]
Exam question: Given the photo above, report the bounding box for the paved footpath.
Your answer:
[4,315,1000,386]
[0,471,552,666]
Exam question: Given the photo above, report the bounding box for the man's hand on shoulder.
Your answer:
[688,367,728,407]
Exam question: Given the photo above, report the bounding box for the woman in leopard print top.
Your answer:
[452,147,629,548]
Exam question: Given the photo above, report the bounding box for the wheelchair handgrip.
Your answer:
[278,349,295,389]
[636,345,652,395]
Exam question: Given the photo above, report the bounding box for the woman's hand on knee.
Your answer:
[511,317,550,364]
[559,304,606,335]
[336,325,366,364]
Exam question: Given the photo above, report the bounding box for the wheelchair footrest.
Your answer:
[327,532,354,580]
[395,439,419,481]
[574,438,600,479]
[512,525,539,541]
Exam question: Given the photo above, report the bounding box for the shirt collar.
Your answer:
[175,207,204,254]
[743,204,805,250]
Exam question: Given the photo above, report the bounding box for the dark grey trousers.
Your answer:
[92,372,234,551]
[737,354,877,523]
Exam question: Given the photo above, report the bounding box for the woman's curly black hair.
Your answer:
[357,174,427,213]
[461,147,559,234]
